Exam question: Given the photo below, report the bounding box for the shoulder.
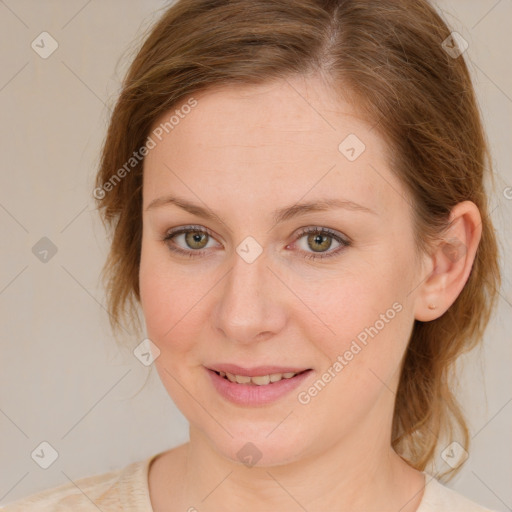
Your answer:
[0,454,157,512]
[0,468,122,511]
[419,473,498,512]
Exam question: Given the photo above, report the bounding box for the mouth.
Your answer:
[211,368,311,386]
[205,366,313,406]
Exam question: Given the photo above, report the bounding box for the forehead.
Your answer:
[142,75,405,218]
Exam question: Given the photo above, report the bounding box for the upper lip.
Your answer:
[206,363,311,377]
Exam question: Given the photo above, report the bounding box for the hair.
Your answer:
[94,0,501,480]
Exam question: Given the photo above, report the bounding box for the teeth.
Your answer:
[221,371,301,385]
[251,375,270,385]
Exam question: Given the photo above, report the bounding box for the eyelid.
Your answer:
[164,224,217,239]
[294,226,351,244]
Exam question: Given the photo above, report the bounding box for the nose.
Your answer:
[213,246,288,345]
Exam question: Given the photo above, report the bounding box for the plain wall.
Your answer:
[0,0,511,509]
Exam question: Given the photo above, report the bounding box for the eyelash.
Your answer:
[161,225,351,261]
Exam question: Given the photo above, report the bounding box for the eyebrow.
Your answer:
[145,194,377,225]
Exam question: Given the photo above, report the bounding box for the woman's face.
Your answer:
[139,74,427,466]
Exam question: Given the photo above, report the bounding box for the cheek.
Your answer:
[313,296,406,375]
[139,244,218,369]
[139,245,195,347]
[298,255,414,376]
[293,278,412,427]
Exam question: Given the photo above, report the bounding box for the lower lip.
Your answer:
[206,368,313,406]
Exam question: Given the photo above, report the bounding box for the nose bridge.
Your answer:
[214,241,285,342]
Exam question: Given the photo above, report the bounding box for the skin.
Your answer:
[139,73,482,512]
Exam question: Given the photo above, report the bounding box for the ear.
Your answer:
[414,200,482,322]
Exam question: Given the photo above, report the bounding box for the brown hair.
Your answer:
[94,0,501,479]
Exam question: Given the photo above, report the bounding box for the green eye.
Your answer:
[295,227,350,260]
[162,225,351,260]
[163,225,218,258]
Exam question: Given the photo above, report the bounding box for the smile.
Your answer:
[214,369,308,386]
[206,367,313,406]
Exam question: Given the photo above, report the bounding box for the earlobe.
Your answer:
[413,201,482,322]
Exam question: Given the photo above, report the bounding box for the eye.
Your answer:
[162,225,351,260]
[292,227,351,260]
[162,225,220,258]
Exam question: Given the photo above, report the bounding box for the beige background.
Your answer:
[0,0,511,509]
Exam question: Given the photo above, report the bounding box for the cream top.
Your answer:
[1,452,497,511]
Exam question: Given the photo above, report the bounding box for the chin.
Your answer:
[205,423,309,468]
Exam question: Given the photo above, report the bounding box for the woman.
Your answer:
[4,0,502,510]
